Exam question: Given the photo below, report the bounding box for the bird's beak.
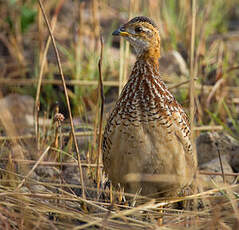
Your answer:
[112,26,129,37]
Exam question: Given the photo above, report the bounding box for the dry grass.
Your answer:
[0,0,239,229]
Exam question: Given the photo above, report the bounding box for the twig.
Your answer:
[119,37,124,95]
[169,78,197,90]
[1,78,239,93]
[190,0,197,213]
[206,75,224,107]
[189,0,196,139]
[0,131,94,141]
[15,145,50,191]
[121,1,132,89]
[215,142,225,183]
[199,170,239,177]
[0,79,120,86]
[35,0,65,150]
[226,65,239,73]
[37,0,86,199]
[193,125,223,131]
[96,35,104,196]
[0,159,103,167]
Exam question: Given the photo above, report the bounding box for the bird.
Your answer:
[102,16,197,198]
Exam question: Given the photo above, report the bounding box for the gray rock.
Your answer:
[20,186,30,193]
[35,166,60,178]
[196,132,239,166]
[31,184,49,193]
[230,149,239,173]
[200,155,235,185]
[0,94,34,135]
[62,162,98,198]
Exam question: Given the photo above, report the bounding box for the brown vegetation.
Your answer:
[0,0,239,229]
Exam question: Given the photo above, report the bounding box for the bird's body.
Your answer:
[102,16,197,197]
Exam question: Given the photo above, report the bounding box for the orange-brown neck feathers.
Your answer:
[138,35,160,64]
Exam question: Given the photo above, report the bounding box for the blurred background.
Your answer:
[1,0,239,228]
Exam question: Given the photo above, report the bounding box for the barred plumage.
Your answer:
[102,16,197,197]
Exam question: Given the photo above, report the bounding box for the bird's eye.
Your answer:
[135,26,143,33]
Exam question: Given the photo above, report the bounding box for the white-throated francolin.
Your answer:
[102,16,197,198]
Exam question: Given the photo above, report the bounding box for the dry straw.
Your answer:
[37,0,86,199]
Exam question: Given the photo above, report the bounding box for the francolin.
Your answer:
[102,16,197,198]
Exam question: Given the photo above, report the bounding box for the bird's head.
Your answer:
[112,16,161,60]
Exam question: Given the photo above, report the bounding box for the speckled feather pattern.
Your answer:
[103,59,192,157]
[102,16,197,197]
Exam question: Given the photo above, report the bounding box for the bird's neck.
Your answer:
[136,47,160,68]
[131,55,160,79]
[136,52,160,73]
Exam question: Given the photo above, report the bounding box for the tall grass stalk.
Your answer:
[37,0,86,199]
